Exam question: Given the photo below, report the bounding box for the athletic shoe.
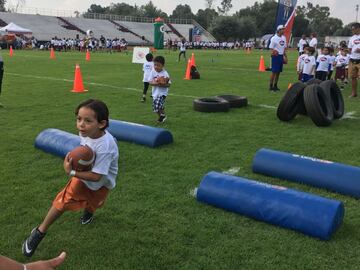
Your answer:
[141,97,146,103]
[273,86,280,91]
[158,114,167,123]
[349,95,358,98]
[80,210,94,225]
[22,228,46,257]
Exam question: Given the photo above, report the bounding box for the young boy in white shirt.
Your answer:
[334,48,349,89]
[327,47,336,80]
[301,47,316,82]
[149,56,171,123]
[315,47,331,81]
[297,47,308,81]
[141,53,154,102]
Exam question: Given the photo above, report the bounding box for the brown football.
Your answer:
[69,145,95,171]
[156,76,169,85]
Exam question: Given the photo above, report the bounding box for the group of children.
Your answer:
[141,53,171,123]
[297,45,350,89]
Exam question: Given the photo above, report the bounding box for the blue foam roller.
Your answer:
[196,172,344,240]
[34,128,81,158]
[107,119,173,148]
[253,148,360,198]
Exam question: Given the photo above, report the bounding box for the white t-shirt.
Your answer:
[80,131,119,191]
[269,34,287,55]
[149,69,171,98]
[302,55,316,75]
[143,61,154,82]
[316,54,331,72]
[348,35,360,60]
[179,43,186,52]
[335,55,349,67]
[297,53,307,72]
[298,39,308,53]
[309,37,318,48]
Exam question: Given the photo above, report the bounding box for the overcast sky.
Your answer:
[6,0,359,24]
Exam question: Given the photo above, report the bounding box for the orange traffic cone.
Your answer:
[85,49,90,61]
[258,55,266,72]
[71,64,88,93]
[50,47,55,59]
[190,53,196,67]
[9,45,13,57]
[288,83,292,90]
[184,59,191,80]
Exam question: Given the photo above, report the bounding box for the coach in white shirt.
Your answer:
[348,22,360,97]
[269,25,287,91]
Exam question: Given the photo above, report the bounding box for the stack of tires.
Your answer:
[277,80,344,127]
[193,95,248,112]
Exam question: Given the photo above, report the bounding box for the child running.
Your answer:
[22,99,119,257]
[149,56,171,123]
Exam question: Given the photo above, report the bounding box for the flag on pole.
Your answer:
[275,0,297,45]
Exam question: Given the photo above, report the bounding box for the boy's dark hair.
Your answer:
[145,53,153,62]
[352,22,360,29]
[75,99,109,130]
[307,46,315,55]
[154,56,165,66]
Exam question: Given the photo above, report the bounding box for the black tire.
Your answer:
[306,78,322,85]
[193,97,230,112]
[277,82,307,121]
[215,95,248,108]
[303,84,334,127]
[319,80,344,119]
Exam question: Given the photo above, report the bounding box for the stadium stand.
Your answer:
[0,11,216,44]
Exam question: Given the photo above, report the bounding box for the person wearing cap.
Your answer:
[269,25,287,91]
[348,22,360,98]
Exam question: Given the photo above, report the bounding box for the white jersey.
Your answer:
[316,54,331,72]
[302,55,316,75]
[348,35,360,60]
[335,55,349,67]
[309,38,318,48]
[297,53,307,72]
[298,39,308,53]
[80,132,119,191]
[269,34,287,55]
[142,61,154,82]
[149,69,171,98]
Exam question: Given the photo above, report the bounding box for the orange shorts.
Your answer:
[53,177,109,213]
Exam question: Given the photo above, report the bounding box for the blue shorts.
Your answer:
[271,55,284,73]
[301,74,314,82]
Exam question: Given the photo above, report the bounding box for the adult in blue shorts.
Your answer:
[269,25,287,91]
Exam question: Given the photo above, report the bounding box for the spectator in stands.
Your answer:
[348,22,360,97]
[0,252,66,269]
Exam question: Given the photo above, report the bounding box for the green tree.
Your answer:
[171,4,194,19]
[85,4,108,14]
[210,16,240,40]
[0,0,5,12]
[205,0,214,9]
[140,1,168,18]
[195,8,218,29]
[237,16,258,39]
[108,3,141,17]
[217,0,233,15]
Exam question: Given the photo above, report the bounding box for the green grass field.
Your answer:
[1,48,360,269]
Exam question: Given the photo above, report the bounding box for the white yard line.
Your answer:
[258,104,277,109]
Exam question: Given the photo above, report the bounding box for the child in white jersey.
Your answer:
[334,48,349,89]
[301,47,316,82]
[297,47,308,81]
[149,56,171,123]
[315,47,331,81]
[141,53,154,102]
[22,99,119,257]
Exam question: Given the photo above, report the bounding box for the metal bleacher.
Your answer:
[0,12,79,40]
[0,10,216,44]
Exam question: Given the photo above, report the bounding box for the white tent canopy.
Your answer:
[0,22,32,34]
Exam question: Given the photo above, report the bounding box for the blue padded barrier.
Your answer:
[252,148,360,198]
[107,119,173,148]
[196,172,344,240]
[34,128,81,158]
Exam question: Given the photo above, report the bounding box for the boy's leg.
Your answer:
[141,82,149,102]
[22,206,62,257]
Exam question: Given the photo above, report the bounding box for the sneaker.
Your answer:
[80,210,93,225]
[349,95,358,98]
[340,85,344,90]
[22,228,46,257]
[157,114,167,123]
[273,86,280,91]
[140,97,146,103]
